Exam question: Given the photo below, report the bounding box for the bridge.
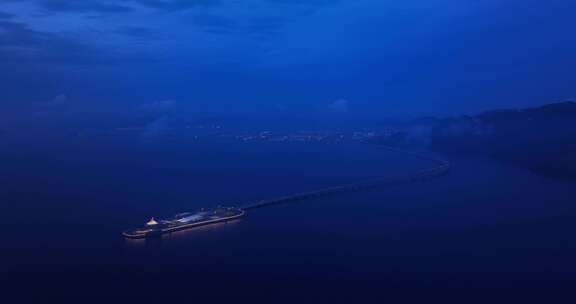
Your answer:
[241,148,451,210]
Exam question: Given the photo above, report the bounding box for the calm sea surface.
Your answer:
[2,134,576,300]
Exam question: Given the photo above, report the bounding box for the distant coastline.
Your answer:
[428,102,576,179]
[364,101,576,180]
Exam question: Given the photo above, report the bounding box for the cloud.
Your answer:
[265,0,339,4]
[0,0,344,66]
[248,17,286,38]
[138,100,177,113]
[141,115,171,138]
[188,14,237,33]
[0,0,134,14]
[0,19,103,64]
[1,0,338,14]
[30,93,71,118]
[328,99,349,113]
[273,103,287,111]
[184,15,287,37]
[0,0,343,45]
[39,0,134,14]
[37,93,70,110]
[185,15,303,38]
[0,0,221,14]
[50,93,68,105]
[114,26,157,38]
[129,0,220,12]
[0,11,14,19]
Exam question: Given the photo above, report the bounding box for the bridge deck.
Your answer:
[241,149,450,210]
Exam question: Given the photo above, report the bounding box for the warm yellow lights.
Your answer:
[146,218,159,226]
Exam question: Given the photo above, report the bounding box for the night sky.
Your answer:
[1,0,575,120]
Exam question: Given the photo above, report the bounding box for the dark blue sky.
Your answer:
[1,0,575,121]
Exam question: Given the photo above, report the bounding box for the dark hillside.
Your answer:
[431,102,576,179]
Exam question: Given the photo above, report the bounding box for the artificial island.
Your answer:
[123,206,245,238]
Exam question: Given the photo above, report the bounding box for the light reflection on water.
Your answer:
[124,219,243,248]
[124,238,147,248]
[165,219,242,241]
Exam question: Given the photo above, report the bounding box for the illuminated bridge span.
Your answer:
[241,149,450,210]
